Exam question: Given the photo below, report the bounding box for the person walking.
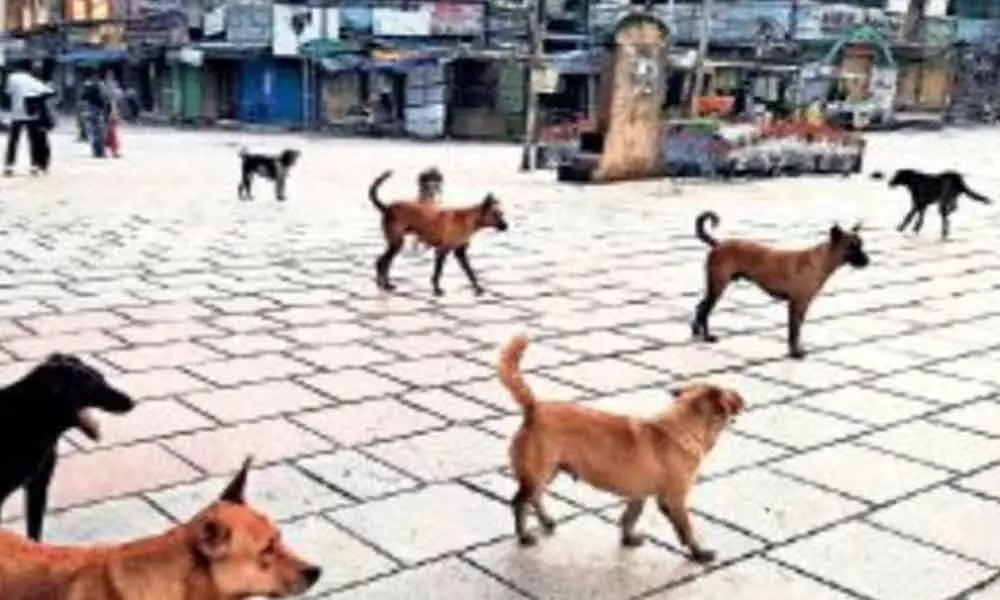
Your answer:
[79,69,109,159]
[102,70,123,158]
[2,68,55,176]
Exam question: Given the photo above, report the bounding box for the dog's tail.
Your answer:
[959,177,992,204]
[695,211,720,247]
[238,146,249,158]
[498,335,537,421]
[369,170,393,214]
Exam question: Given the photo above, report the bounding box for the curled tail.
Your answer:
[695,211,720,247]
[959,178,992,205]
[368,170,393,214]
[498,335,536,423]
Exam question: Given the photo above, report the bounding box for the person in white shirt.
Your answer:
[2,68,55,176]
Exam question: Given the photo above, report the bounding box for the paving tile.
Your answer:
[860,421,1000,472]
[815,345,927,374]
[465,515,694,599]
[373,356,493,387]
[292,342,395,371]
[699,431,789,478]
[746,359,870,392]
[71,397,214,448]
[199,332,294,356]
[300,368,408,402]
[366,426,507,481]
[329,483,511,565]
[48,443,201,509]
[3,330,124,360]
[700,371,802,407]
[545,358,668,394]
[206,314,282,333]
[183,380,328,423]
[451,374,588,413]
[549,331,654,357]
[368,330,480,359]
[770,521,991,600]
[165,418,333,474]
[323,557,529,600]
[109,367,212,399]
[694,469,865,542]
[149,463,352,522]
[733,404,868,449]
[865,370,994,405]
[405,387,499,422]
[627,344,747,377]
[933,400,1000,436]
[292,399,445,447]
[280,322,376,345]
[113,321,221,345]
[958,467,1000,501]
[870,487,1000,566]
[36,497,174,544]
[21,311,127,335]
[798,385,935,426]
[773,443,950,503]
[186,353,314,386]
[102,341,222,371]
[119,302,214,322]
[297,450,420,500]
[645,557,854,600]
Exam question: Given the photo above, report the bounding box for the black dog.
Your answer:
[887,169,992,239]
[0,354,135,540]
[237,147,301,201]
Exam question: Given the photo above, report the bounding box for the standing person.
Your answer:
[102,70,123,158]
[3,67,55,176]
[79,69,108,159]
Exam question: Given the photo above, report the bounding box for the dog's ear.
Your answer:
[851,221,862,234]
[195,517,232,560]
[219,456,253,504]
[829,224,844,243]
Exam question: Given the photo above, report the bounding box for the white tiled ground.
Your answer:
[2,126,1000,598]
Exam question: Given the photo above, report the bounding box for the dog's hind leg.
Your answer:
[692,268,729,343]
[455,245,484,296]
[897,206,917,232]
[658,494,715,564]
[913,206,928,234]
[375,240,403,292]
[431,249,451,296]
[25,449,56,540]
[620,499,646,547]
[512,479,544,546]
[939,202,955,240]
[532,498,557,534]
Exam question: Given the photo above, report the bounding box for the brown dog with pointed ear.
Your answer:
[499,335,743,563]
[368,170,508,296]
[0,457,321,600]
[691,211,870,359]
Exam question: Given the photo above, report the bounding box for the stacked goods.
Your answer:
[661,118,865,178]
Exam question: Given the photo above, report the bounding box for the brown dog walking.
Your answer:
[498,334,743,563]
[0,457,321,600]
[690,211,870,359]
[369,170,508,296]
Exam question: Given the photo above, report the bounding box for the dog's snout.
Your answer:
[107,389,137,413]
[301,565,322,588]
[497,221,509,232]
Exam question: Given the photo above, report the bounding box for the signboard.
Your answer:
[372,7,431,36]
[203,4,226,37]
[126,0,188,46]
[226,4,270,45]
[340,6,372,33]
[424,2,483,36]
[272,5,339,57]
[796,3,899,41]
[956,17,1000,43]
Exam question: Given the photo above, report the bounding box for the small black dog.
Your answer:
[887,169,992,239]
[0,354,135,540]
[237,147,301,201]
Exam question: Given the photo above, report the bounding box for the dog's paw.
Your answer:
[704,334,719,344]
[690,548,717,564]
[540,519,557,534]
[433,288,445,297]
[472,286,485,296]
[621,534,645,548]
[788,348,807,360]
[517,534,538,547]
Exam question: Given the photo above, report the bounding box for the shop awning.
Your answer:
[368,49,451,72]
[319,54,368,73]
[57,47,128,64]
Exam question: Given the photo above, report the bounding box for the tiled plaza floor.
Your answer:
[2,126,1000,599]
